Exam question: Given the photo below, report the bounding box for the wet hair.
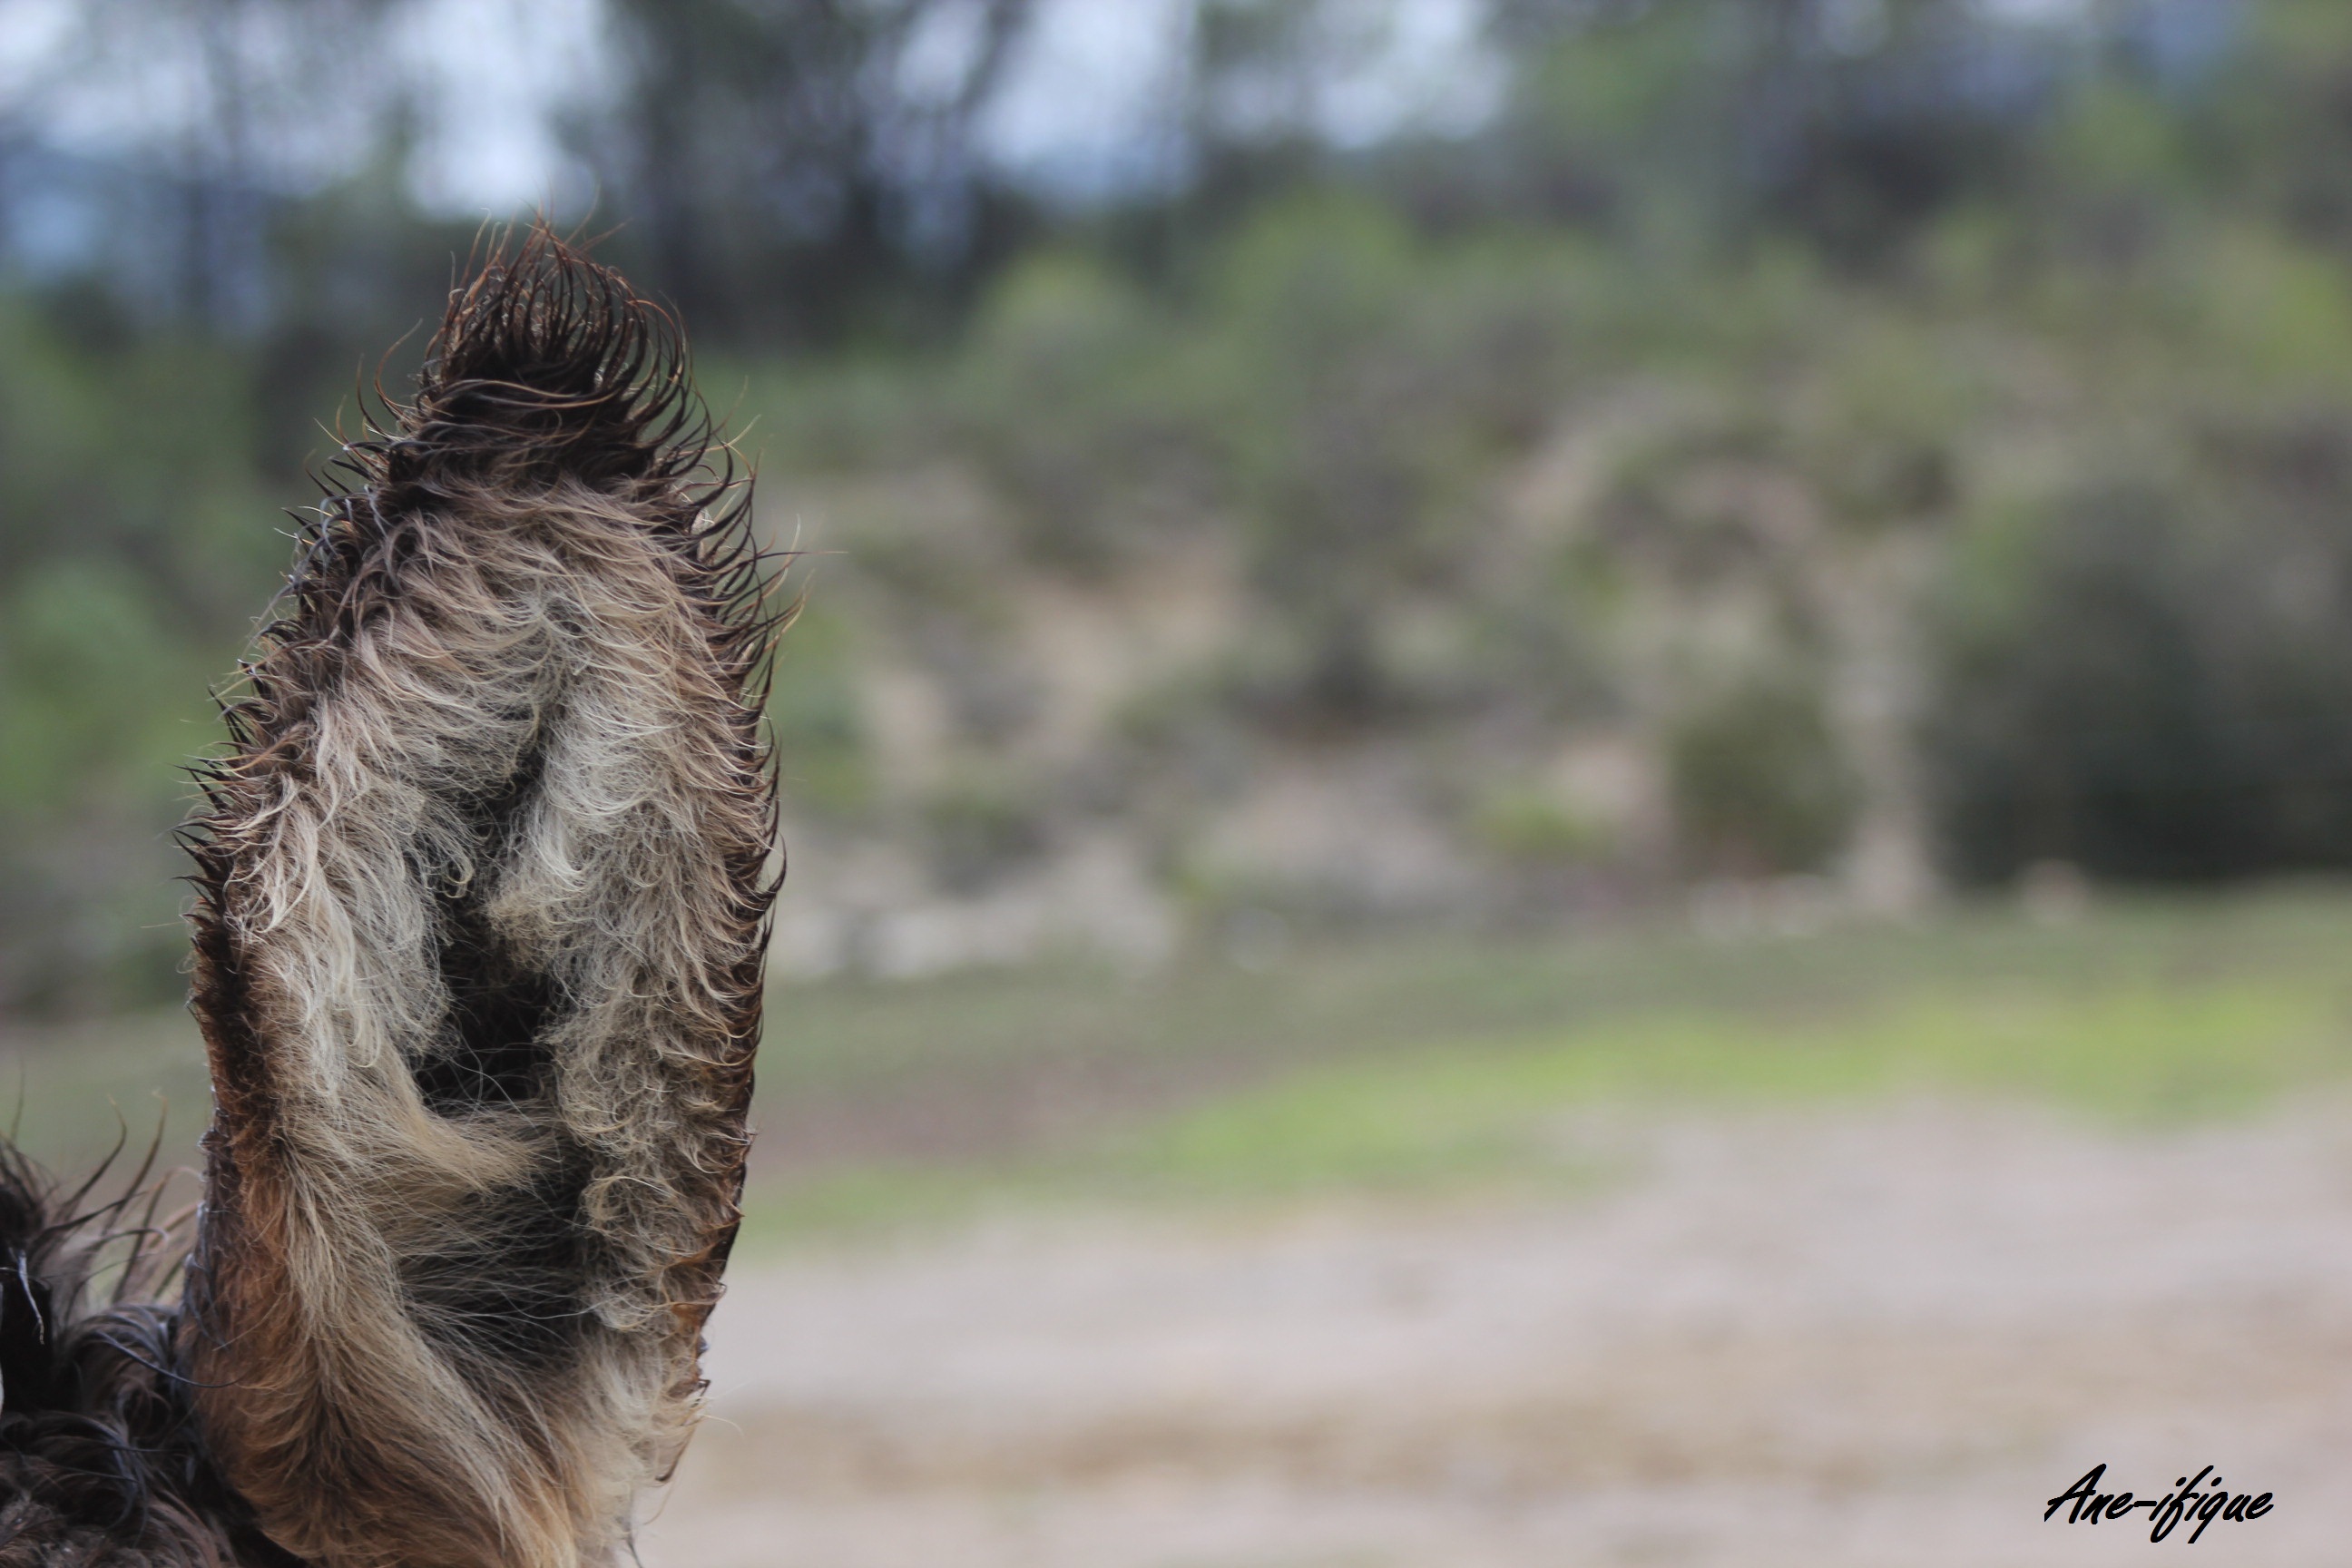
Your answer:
[0,226,779,1568]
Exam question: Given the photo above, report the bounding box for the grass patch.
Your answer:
[742,948,2352,1245]
[1134,979,2352,1191]
[752,884,2352,1100]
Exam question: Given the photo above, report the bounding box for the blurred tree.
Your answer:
[0,0,407,324]
[1486,0,2070,260]
[583,0,1035,343]
[2200,0,2352,244]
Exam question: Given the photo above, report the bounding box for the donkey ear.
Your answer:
[181,220,779,1568]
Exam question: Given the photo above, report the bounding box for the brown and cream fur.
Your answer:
[0,229,779,1567]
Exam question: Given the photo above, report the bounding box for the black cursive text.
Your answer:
[2044,1465,2272,1544]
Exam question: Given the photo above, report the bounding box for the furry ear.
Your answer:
[181,224,778,1568]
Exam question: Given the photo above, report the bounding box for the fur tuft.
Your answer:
[0,1143,289,1567]
[168,223,779,1568]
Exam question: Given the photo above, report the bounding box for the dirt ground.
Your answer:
[639,1098,2352,1567]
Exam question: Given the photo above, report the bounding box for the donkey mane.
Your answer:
[0,228,779,1568]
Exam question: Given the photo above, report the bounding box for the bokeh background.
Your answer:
[9,0,2352,1563]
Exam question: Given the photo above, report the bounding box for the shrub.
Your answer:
[1928,466,2352,883]
[1668,671,1857,876]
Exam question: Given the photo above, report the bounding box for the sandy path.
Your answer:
[640,1100,2352,1566]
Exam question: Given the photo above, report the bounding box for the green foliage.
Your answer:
[0,303,286,1014]
[34,0,2352,1015]
[1467,789,1608,866]
[0,561,201,808]
[1161,195,1618,727]
[951,250,1198,568]
[721,0,2352,890]
[769,601,873,816]
[1927,462,2352,885]
[1669,671,1857,876]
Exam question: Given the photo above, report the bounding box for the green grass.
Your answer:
[743,975,2352,1242]
[739,888,2352,1242]
[750,883,2352,1099]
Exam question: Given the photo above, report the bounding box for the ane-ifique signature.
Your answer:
[2045,1465,2273,1544]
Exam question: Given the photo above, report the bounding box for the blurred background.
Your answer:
[12,0,2352,1563]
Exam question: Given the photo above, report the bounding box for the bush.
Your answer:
[1928,466,2352,884]
[1668,671,1856,876]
